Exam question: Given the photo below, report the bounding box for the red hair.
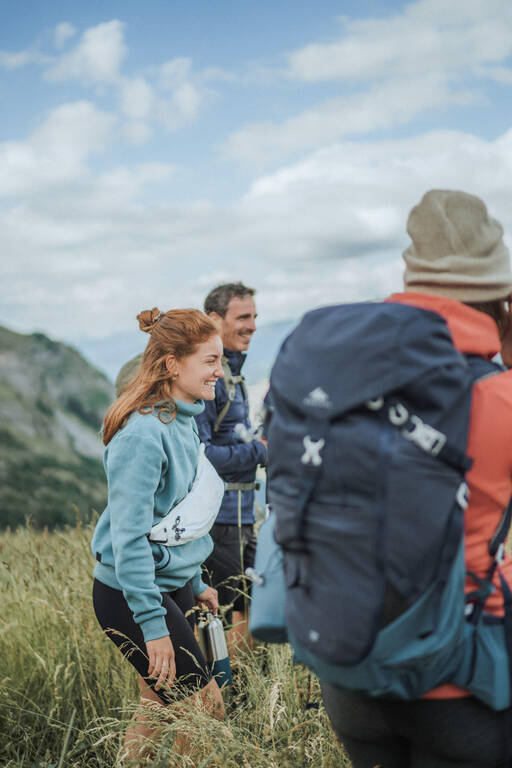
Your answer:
[103,308,218,445]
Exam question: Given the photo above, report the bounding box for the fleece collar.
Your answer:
[174,399,205,418]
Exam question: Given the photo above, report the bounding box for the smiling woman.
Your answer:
[91,307,226,763]
[169,333,224,403]
[102,308,223,442]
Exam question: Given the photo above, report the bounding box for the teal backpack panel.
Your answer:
[248,513,287,644]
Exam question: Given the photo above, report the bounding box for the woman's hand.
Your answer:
[145,635,176,691]
[195,586,218,614]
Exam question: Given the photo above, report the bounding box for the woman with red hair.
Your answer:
[91,307,225,761]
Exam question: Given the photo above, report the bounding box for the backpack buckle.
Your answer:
[456,482,470,510]
[389,403,409,426]
[245,567,265,586]
[402,416,446,456]
[301,435,325,467]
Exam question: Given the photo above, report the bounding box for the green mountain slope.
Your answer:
[0,325,114,528]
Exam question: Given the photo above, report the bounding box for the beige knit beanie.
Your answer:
[403,189,512,302]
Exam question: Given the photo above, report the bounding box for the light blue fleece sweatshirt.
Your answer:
[91,399,214,642]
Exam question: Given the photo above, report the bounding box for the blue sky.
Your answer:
[1,0,512,342]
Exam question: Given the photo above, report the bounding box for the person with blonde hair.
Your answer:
[91,307,225,761]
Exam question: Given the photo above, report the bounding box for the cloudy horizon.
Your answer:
[1,0,512,343]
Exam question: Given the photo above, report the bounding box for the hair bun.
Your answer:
[137,307,162,334]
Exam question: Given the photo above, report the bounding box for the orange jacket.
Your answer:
[388,292,512,698]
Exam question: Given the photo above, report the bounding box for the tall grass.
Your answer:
[0,523,349,767]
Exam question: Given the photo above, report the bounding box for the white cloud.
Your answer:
[0,101,115,198]
[3,3,512,342]
[0,50,33,69]
[484,66,512,85]
[199,67,237,83]
[2,24,212,147]
[154,59,215,133]
[54,22,76,49]
[223,0,512,166]
[241,128,512,267]
[45,20,126,84]
[157,83,203,132]
[123,121,153,145]
[4,125,512,339]
[158,59,235,87]
[286,0,512,83]
[223,75,476,166]
[173,83,201,119]
[119,77,155,120]
[92,162,175,207]
[159,58,193,90]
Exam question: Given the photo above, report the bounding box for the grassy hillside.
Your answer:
[0,325,113,528]
[0,523,349,767]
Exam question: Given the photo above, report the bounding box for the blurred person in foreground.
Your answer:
[196,282,267,649]
[322,190,512,767]
[91,308,225,763]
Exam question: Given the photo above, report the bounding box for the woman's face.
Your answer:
[167,334,223,403]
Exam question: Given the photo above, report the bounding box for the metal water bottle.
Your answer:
[197,613,210,660]
[198,611,232,687]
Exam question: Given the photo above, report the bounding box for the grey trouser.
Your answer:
[322,684,512,768]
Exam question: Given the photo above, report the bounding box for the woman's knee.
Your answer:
[138,673,224,719]
[194,678,225,719]
[138,675,166,704]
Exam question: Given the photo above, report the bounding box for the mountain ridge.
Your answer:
[0,324,114,528]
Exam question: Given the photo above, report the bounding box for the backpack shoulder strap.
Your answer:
[213,356,247,432]
[465,355,509,560]
[465,355,511,620]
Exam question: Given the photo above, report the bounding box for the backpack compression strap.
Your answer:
[465,495,512,719]
[366,355,504,475]
[213,356,248,433]
[277,415,331,563]
[466,497,512,622]
[280,395,472,566]
[283,358,504,573]
[366,396,472,474]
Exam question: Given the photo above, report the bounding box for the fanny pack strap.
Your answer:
[149,445,223,545]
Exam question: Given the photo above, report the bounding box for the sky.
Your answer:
[1,0,512,343]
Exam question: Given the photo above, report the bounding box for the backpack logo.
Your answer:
[303,387,332,409]
[301,435,325,466]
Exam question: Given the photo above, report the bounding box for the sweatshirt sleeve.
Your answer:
[191,566,208,597]
[105,431,169,642]
[195,401,267,473]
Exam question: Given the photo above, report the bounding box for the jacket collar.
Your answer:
[223,348,247,374]
[387,292,501,358]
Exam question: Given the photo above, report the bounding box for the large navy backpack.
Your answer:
[263,301,512,708]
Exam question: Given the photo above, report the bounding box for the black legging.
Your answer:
[322,684,512,768]
[93,578,210,703]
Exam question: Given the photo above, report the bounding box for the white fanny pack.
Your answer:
[149,445,224,546]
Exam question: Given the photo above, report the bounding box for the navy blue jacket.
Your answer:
[195,349,267,524]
